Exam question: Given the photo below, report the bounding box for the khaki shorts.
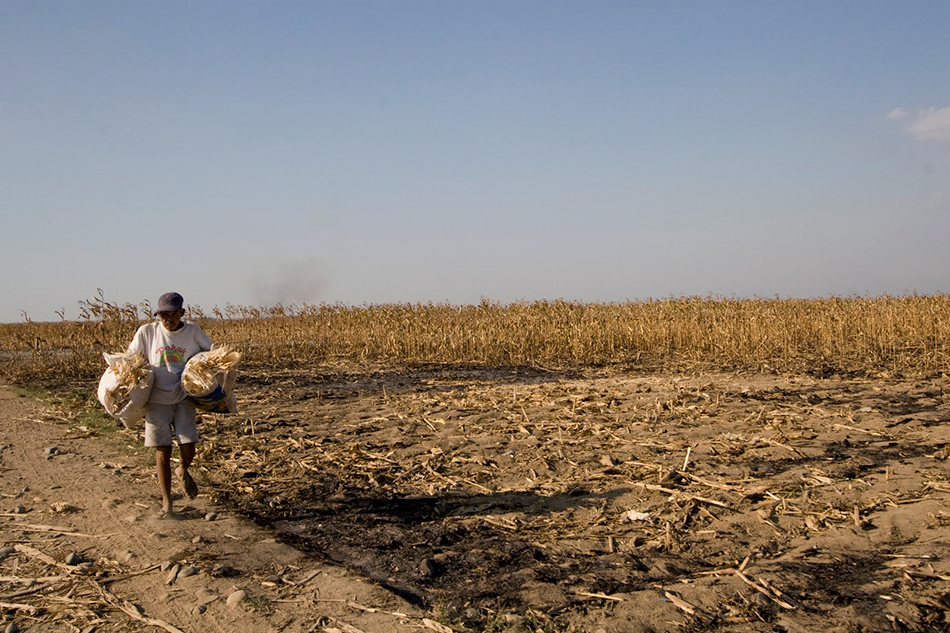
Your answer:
[144,400,199,447]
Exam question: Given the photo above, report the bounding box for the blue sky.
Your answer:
[2,1,948,322]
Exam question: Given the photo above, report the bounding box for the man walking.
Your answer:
[128,292,212,518]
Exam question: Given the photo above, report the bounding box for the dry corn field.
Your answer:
[3,295,950,632]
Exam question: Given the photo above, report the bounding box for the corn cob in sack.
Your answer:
[97,351,154,427]
[181,345,241,413]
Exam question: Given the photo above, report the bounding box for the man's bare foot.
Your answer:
[176,466,198,500]
[159,505,178,520]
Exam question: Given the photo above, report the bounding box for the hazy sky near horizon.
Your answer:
[2,1,949,322]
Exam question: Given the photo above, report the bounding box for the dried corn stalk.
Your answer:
[182,345,242,397]
[101,351,151,411]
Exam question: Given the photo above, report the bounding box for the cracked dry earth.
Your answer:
[4,365,950,632]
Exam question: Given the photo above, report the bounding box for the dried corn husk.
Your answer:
[97,351,153,426]
[182,345,241,413]
[182,346,241,396]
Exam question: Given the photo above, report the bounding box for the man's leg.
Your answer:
[173,400,200,499]
[155,445,174,515]
[180,441,195,470]
[176,442,198,499]
[145,403,176,516]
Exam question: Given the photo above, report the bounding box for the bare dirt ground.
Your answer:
[4,365,950,632]
[0,384,426,633]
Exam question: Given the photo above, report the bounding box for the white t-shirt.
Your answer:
[128,321,212,405]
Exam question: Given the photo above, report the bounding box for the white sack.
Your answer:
[97,351,153,427]
[181,346,241,413]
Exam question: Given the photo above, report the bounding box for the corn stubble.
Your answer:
[2,295,948,384]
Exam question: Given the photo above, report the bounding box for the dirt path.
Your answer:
[0,384,425,633]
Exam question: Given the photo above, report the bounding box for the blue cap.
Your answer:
[154,292,184,315]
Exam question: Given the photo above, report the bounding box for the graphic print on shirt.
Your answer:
[157,345,187,372]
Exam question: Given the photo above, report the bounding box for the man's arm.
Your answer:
[195,325,213,353]
[128,325,147,355]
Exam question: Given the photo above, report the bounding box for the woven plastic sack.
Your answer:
[97,351,153,427]
[181,346,241,413]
